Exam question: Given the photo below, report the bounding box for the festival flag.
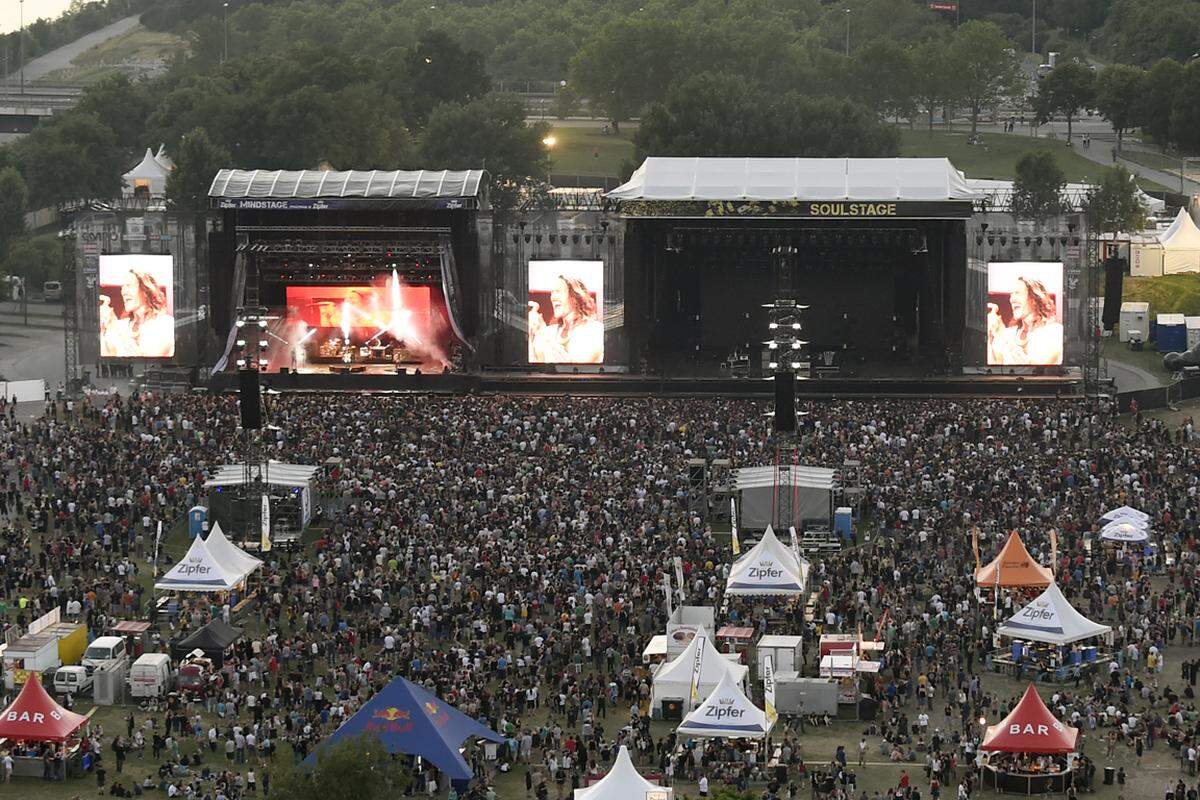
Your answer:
[662,572,673,617]
[673,556,686,603]
[261,494,272,553]
[153,520,163,577]
[972,525,981,570]
[763,654,778,727]
[689,630,705,709]
[1049,528,1057,574]
[731,498,741,556]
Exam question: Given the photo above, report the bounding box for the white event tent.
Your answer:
[574,746,672,800]
[1099,521,1150,544]
[154,535,248,592]
[1098,505,1150,526]
[651,631,747,711]
[996,583,1111,646]
[725,526,809,595]
[1159,208,1200,274]
[205,522,265,575]
[676,670,773,739]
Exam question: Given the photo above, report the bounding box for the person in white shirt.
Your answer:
[698,775,709,797]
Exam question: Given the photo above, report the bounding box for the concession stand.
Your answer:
[0,673,91,779]
[980,684,1079,794]
[975,532,1054,591]
[992,583,1113,679]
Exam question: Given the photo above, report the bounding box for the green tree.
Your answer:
[1084,165,1147,236]
[851,39,918,124]
[74,74,153,154]
[912,44,952,132]
[1031,62,1095,143]
[270,736,409,800]
[166,127,229,211]
[16,111,125,208]
[1169,60,1200,153]
[404,31,491,125]
[1011,150,1066,222]
[0,167,28,261]
[1093,64,1146,150]
[418,93,550,213]
[945,21,1023,136]
[569,17,683,133]
[1138,58,1183,146]
[4,235,61,290]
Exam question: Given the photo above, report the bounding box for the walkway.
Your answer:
[5,15,140,84]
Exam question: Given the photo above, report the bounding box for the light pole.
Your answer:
[844,8,851,57]
[1031,0,1036,56]
[18,0,24,95]
[222,2,229,64]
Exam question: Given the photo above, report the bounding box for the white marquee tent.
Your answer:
[154,535,249,593]
[122,145,173,198]
[1159,208,1200,275]
[1098,505,1150,526]
[205,522,264,576]
[574,746,673,800]
[651,631,747,711]
[676,670,773,739]
[996,582,1112,646]
[725,526,809,596]
[1099,521,1150,543]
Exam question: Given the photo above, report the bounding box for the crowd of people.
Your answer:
[0,390,1198,800]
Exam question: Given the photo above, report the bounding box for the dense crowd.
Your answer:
[1,391,1199,800]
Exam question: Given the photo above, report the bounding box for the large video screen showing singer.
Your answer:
[98,254,175,359]
[527,260,604,364]
[986,262,1064,366]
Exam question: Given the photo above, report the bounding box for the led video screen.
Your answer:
[986,262,1064,366]
[527,260,604,364]
[98,254,175,359]
[284,277,452,369]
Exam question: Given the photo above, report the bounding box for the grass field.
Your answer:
[1123,274,1200,316]
[34,24,185,85]
[546,125,636,179]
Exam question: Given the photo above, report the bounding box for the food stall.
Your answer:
[756,635,802,678]
[109,621,155,658]
[980,684,1079,794]
[974,532,1053,593]
[992,582,1113,680]
[0,674,91,779]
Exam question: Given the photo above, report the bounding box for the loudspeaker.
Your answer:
[687,459,706,489]
[773,372,796,433]
[1102,257,1124,330]
[238,369,263,430]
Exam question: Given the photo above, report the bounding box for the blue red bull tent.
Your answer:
[306,676,503,783]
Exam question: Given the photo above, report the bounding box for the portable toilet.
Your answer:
[1187,316,1200,350]
[1156,313,1187,352]
[188,506,207,539]
[834,507,853,540]
[1119,302,1150,343]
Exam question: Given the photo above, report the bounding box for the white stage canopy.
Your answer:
[205,462,320,528]
[1099,521,1149,543]
[607,158,975,202]
[1098,505,1150,526]
[651,631,747,710]
[677,671,773,739]
[725,526,809,596]
[996,582,1112,646]
[574,746,673,800]
[154,535,248,592]
[735,466,834,529]
[209,169,486,201]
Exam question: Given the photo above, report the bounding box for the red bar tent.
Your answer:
[981,684,1078,754]
[0,673,89,742]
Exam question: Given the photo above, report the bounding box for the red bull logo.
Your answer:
[367,706,413,734]
[373,707,409,722]
[425,701,451,727]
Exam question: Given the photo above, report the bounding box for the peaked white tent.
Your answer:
[1099,505,1150,526]
[205,522,264,577]
[154,535,247,592]
[651,631,748,711]
[1159,208,1200,274]
[1099,521,1149,544]
[123,146,172,198]
[997,583,1111,646]
[726,526,809,595]
[677,670,773,739]
[574,746,672,800]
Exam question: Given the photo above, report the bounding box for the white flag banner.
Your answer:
[763,654,778,727]
[689,631,705,709]
[154,520,164,577]
[731,498,741,556]
[673,556,686,602]
[260,494,272,553]
[662,572,673,617]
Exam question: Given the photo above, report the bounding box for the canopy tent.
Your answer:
[154,535,249,592]
[209,169,486,206]
[725,526,809,596]
[205,522,264,577]
[306,676,503,784]
[170,619,244,661]
[607,157,975,202]
[981,685,1078,754]
[1158,208,1200,275]
[1099,521,1150,543]
[734,467,834,528]
[574,746,673,800]
[651,631,748,710]
[0,673,89,742]
[676,670,773,739]
[965,179,1164,214]
[1098,505,1150,526]
[996,582,1112,646]
[974,532,1053,589]
[123,146,173,198]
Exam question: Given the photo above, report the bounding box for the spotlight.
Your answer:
[235,339,246,348]
[258,358,268,366]
[258,320,267,329]
[769,322,779,330]
[236,320,245,328]
[792,341,802,349]
[768,341,778,350]
[790,361,802,369]
[236,358,247,368]
[792,323,801,330]
[258,340,268,349]
[768,361,779,370]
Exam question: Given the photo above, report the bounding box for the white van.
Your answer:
[128,653,172,698]
[53,665,93,695]
[82,636,127,668]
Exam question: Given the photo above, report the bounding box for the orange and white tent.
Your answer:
[974,531,1053,589]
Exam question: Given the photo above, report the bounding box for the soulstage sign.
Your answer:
[616,198,973,219]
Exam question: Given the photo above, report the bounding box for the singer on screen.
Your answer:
[987,276,1062,366]
[528,275,603,363]
[99,269,175,358]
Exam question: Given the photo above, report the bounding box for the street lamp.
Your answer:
[18,0,24,94]
[1031,0,1037,56]
[844,8,851,57]
[223,2,229,64]
[542,135,557,148]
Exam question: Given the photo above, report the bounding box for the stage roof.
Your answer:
[209,169,486,204]
[608,158,976,202]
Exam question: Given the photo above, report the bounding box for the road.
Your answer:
[5,14,140,84]
[0,311,63,386]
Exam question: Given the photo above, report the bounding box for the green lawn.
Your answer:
[34,24,185,85]
[1123,274,1200,316]
[546,125,636,179]
[899,129,1171,191]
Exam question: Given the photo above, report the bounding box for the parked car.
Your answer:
[82,635,127,669]
[43,281,62,301]
[128,653,172,698]
[53,665,93,695]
